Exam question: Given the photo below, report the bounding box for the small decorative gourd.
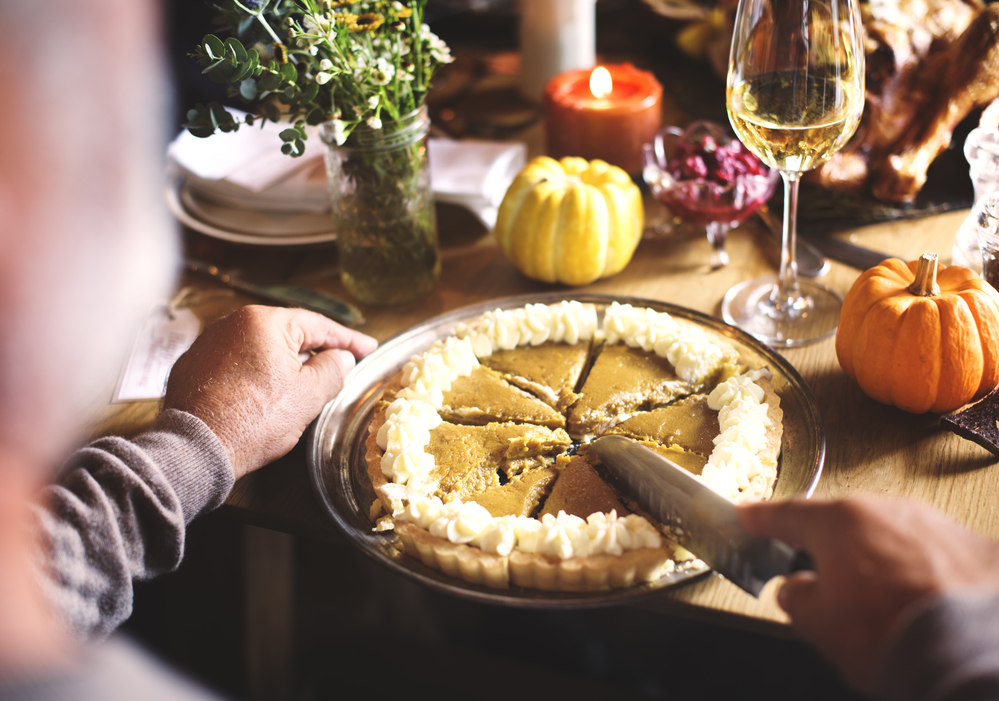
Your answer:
[494,156,644,286]
[836,253,999,414]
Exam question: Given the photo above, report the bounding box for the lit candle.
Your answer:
[544,63,663,175]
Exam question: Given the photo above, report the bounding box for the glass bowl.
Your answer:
[643,121,778,268]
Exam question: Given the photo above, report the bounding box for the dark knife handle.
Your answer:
[788,548,815,573]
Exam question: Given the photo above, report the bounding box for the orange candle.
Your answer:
[544,63,663,175]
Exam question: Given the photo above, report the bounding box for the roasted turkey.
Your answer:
[808,0,999,202]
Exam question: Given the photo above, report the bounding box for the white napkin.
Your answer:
[428,139,527,229]
[168,119,527,228]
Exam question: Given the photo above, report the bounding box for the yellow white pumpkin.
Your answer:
[494,156,644,286]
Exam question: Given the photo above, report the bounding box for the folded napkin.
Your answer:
[428,139,527,228]
[168,116,527,229]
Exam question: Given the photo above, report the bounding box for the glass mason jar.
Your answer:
[322,106,440,306]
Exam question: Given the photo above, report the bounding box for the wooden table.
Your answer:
[87,196,996,638]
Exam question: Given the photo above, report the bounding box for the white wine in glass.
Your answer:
[724,0,865,346]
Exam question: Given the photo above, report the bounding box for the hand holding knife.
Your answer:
[588,435,813,596]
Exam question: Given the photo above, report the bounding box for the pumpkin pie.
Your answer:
[366,301,783,592]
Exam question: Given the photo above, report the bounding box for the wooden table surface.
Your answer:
[86,184,997,635]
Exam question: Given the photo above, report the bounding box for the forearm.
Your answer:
[879,591,999,701]
[30,410,234,641]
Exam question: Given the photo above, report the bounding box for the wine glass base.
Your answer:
[722,276,842,347]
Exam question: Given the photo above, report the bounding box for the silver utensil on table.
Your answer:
[756,205,830,278]
[588,435,813,597]
[185,260,365,326]
[757,205,896,272]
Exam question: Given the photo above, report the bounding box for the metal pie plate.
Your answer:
[306,293,825,608]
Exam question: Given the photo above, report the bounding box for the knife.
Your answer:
[757,203,896,271]
[588,435,813,596]
[185,260,365,326]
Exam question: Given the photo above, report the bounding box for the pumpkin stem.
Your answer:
[908,253,941,297]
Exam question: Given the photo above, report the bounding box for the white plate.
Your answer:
[164,178,337,247]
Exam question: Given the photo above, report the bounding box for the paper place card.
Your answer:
[113,305,201,403]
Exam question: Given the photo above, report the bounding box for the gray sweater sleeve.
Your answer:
[31,409,235,642]
[879,591,999,701]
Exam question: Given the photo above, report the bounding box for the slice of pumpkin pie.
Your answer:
[479,341,591,411]
[566,344,699,438]
[605,394,719,456]
[425,421,571,503]
[439,365,565,429]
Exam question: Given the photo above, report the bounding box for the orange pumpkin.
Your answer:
[836,253,999,414]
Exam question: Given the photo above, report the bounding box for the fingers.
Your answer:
[301,348,358,405]
[737,498,820,546]
[283,307,377,358]
[776,570,819,617]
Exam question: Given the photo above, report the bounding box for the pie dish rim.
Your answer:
[305,292,825,608]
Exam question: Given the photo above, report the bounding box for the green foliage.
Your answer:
[182,0,453,157]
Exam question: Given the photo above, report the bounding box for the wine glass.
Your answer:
[643,121,778,269]
[723,0,865,346]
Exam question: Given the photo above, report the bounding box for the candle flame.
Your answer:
[589,66,612,99]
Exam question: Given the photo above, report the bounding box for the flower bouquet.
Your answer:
[185,0,454,306]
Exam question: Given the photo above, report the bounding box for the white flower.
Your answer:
[315,71,332,85]
[371,57,395,86]
[328,119,347,145]
[368,95,380,109]
[304,12,335,40]
[319,58,333,71]
[367,115,382,129]
[421,26,454,64]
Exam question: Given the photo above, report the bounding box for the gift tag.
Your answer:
[113,304,201,402]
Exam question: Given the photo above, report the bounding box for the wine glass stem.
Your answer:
[773,170,801,310]
[706,221,730,269]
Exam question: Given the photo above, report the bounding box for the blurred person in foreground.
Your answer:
[0,0,375,697]
[2,2,999,701]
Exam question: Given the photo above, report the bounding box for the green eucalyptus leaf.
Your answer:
[186,105,205,123]
[231,58,256,83]
[203,59,238,83]
[281,142,293,155]
[301,81,319,103]
[185,123,217,138]
[225,37,248,63]
[209,102,238,132]
[239,78,258,101]
[264,103,281,122]
[202,34,225,60]
[281,62,297,82]
[305,107,325,126]
[279,128,299,142]
[258,71,280,92]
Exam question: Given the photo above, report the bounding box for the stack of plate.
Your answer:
[165,117,526,247]
[166,118,337,247]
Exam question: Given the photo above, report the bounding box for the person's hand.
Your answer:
[163,305,378,480]
[739,496,999,693]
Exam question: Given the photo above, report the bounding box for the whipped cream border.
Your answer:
[374,301,777,560]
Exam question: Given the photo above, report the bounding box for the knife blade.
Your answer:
[588,435,812,596]
[185,260,365,326]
